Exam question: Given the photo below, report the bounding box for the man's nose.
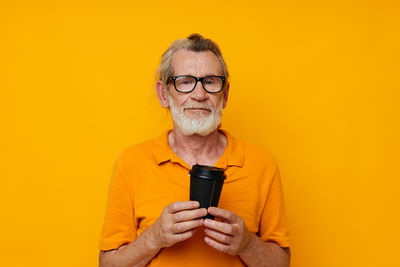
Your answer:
[190,80,208,101]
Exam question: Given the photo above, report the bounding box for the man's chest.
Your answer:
[132,165,266,235]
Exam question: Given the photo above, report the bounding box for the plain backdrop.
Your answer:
[1,0,399,266]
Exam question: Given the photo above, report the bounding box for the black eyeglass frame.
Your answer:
[169,75,226,94]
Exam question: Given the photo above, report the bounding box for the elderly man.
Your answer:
[99,34,290,267]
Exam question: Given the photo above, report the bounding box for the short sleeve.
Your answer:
[259,164,291,248]
[99,157,137,251]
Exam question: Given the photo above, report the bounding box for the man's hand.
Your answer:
[203,207,252,256]
[150,201,207,249]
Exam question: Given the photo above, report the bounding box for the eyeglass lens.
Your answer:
[175,76,223,93]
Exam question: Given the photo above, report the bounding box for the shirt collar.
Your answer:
[152,129,244,169]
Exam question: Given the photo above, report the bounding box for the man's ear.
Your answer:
[222,82,230,109]
[156,80,169,108]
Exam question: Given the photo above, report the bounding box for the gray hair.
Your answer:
[157,33,229,86]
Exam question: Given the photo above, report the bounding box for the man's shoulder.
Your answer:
[115,135,162,164]
[244,141,275,160]
[226,131,277,167]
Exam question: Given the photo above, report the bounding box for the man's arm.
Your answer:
[204,207,290,267]
[99,226,161,267]
[99,201,207,267]
[239,235,290,267]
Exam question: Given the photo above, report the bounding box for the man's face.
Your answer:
[165,49,229,136]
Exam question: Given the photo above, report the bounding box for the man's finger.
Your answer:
[207,207,236,222]
[173,229,197,243]
[204,236,230,254]
[204,218,235,235]
[168,201,200,213]
[204,228,232,244]
[173,208,207,222]
[172,219,203,233]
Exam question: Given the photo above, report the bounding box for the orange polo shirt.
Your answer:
[100,130,290,266]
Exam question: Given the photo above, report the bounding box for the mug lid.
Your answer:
[189,164,226,180]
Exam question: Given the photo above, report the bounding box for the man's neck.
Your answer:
[168,128,227,168]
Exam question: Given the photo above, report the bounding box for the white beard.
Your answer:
[167,94,223,136]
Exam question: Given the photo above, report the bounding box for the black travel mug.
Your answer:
[189,164,226,219]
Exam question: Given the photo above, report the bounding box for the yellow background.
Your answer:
[1,0,399,266]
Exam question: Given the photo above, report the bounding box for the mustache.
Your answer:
[182,102,213,111]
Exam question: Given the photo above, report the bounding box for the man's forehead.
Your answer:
[171,49,223,75]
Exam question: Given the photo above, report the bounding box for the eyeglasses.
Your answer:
[169,75,226,93]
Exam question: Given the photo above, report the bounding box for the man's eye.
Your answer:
[178,78,194,85]
[205,79,216,85]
